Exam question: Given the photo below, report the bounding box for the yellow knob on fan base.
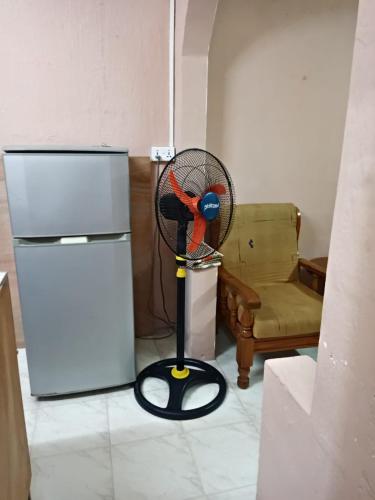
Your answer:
[171,367,190,379]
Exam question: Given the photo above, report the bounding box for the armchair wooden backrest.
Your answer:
[219,203,300,286]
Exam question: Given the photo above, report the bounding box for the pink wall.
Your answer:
[257,0,375,496]
[0,0,169,342]
[0,0,169,153]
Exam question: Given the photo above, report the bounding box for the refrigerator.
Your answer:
[3,146,135,396]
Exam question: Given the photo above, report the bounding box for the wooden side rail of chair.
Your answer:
[298,258,327,277]
[218,266,321,389]
[298,258,327,295]
[218,268,261,309]
[218,267,261,388]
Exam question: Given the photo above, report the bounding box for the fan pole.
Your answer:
[175,222,187,372]
[176,257,186,370]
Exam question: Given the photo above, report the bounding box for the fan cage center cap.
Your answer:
[200,192,220,221]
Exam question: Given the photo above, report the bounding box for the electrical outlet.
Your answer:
[150,146,176,162]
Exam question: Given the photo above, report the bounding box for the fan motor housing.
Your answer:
[199,192,220,221]
[160,192,194,222]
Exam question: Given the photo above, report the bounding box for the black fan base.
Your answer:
[134,358,227,420]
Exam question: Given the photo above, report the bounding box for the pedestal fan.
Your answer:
[134,148,235,420]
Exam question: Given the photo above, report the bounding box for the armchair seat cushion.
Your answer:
[251,282,323,339]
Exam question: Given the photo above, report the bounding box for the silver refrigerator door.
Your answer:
[3,149,130,237]
[14,235,135,396]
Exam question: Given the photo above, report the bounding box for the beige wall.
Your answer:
[175,0,218,150]
[257,0,375,495]
[0,0,168,153]
[207,0,357,258]
[0,0,169,342]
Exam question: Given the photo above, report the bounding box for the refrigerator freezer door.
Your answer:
[14,236,135,395]
[4,151,130,237]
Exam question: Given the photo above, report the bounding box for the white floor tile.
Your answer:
[20,373,40,411]
[24,409,38,443]
[154,333,177,359]
[21,331,264,499]
[31,447,113,500]
[207,484,257,499]
[17,348,29,377]
[186,422,260,495]
[216,349,238,385]
[135,338,161,373]
[108,389,182,445]
[182,386,249,432]
[233,379,263,431]
[112,433,204,500]
[297,346,318,361]
[215,327,235,355]
[138,374,171,393]
[31,399,109,457]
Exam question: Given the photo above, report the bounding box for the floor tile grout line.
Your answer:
[215,354,266,417]
[25,406,40,450]
[153,337,165,358]
[22,392,109,411]
[109,427,184,450]
[228,379,263,415]
[107,413,258,452]
[181,413,255,435]
[205,481,259,499]
[29,444,114,462]
[182,427,209,499]
[105,397,116,500]
[29,409,257,462]
[184,425,259,498]
[136,337,161,359]
[106,384,172,400]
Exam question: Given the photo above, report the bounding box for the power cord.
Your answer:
[143,156,175,340]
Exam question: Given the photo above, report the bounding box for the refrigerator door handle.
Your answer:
[14,233,131,247]
[61,236,88,245]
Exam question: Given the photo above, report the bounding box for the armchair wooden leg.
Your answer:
[236,333,254,389]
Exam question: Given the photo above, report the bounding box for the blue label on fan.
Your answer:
[200,192,220,221]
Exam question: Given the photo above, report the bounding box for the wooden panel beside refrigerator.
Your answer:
[0,273,31,500]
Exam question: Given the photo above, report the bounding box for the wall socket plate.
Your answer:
[150,146,176,162]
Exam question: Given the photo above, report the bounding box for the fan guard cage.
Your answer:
[155,148,235,260]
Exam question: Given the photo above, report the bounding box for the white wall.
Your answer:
[207,0,358,257]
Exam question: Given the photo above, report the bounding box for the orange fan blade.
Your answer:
[204,183,226,195]
[169,170,193,208]
[188,215,207,253]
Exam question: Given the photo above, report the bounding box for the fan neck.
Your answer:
[177,221,187,256]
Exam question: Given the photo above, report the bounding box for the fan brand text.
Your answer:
[204,203,219,210]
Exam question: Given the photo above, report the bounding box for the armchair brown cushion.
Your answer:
[251,282,322,338]
[220,203,323,339]
[221,203,299,285]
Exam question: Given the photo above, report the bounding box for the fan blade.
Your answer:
[188,215,207,253]
[169,171,193,208]
[205,183,226,195]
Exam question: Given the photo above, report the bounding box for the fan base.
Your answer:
[134,358,227,420]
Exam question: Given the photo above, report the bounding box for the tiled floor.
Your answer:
[20,329,317,500]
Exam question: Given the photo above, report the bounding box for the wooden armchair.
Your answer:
[217,203,326,389]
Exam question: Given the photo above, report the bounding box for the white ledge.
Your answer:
[265,355,317,414]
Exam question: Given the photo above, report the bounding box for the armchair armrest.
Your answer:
[298,258,326,278]
[218,267,261,309]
